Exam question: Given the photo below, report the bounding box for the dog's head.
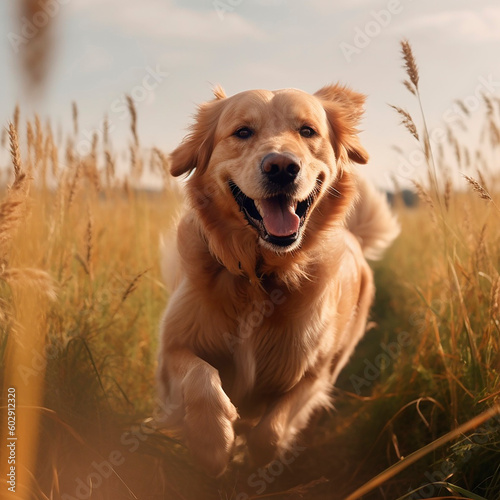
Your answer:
[170,84,368,280]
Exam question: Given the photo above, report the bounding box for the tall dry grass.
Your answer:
[0,39,500,500]
[0,103,184,499]
[342,40,500,500]
[0,123,56,499]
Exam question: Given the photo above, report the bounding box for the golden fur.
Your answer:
[157,84,399,476]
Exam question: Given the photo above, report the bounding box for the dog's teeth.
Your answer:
[254,199,263,215]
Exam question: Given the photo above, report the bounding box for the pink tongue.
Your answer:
[259,197,299,237]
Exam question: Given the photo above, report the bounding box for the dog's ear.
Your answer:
[314,84,369,165]
[170,88,227,177]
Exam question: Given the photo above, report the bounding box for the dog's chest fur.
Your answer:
[195,265,345,401]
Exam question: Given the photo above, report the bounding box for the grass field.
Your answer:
[1,42,500,500]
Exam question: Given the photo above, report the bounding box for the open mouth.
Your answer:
[229,179,322,248]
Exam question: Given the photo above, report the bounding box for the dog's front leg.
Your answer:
[247,372,330,466]
[158,347,238,477]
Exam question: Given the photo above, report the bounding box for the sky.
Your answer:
[1,0,500,188]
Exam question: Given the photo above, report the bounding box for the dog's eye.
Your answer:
[234,127,254,139]
[299,126,316,138]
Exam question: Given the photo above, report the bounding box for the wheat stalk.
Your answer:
[402,79,416,96]
[462,174,492,201]
[476,168,488,191]
[1,268,56,301]
[482,93,494,116]
[0,195,29,264]
[51,137,59,178]
[444,175,452,212]
[123,177,131,198]
[397,39,445,223]
[130,144,143,182]
[41,134,51,189]
[66,163,81,209]
[86,210,93,281]
[8,124,23,180]
[389,105,419,140]
[453,140,462,168]
[13,104,20,132]
[153,147,172,189]
[91,132,98,159]
[106,268,150,322]
[412,180,434,208]
[489,118,500,146]
[27,120,34,161]
[153,147,170,171]
[126,95,139,146]
[120,269,149,305]
[411,180,437,224]
[0,124,31,262]
[65,138,75,169]
[103,114,110,147]
[84,158,101,193]
[34,114,43,170]
[491,276,500,320]
[401,39,419,91]
[475,224,488,271]
[72,101,79,136]
[105,150,115,188]
[455,99,470,117]
[345,406,500,500]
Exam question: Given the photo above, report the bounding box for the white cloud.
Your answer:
[71,0,265,42]
[396,7,500,42]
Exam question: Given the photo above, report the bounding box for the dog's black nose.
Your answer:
[261,153,301,186]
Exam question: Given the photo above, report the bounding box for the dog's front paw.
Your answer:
[183,370,238,477]
[247,417,284,467]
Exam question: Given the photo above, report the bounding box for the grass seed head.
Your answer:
[463,174,492,201]
[444,176,452,212]
[126,95,139,146]
[72,101,79,136]
[8,123,23,180]
[491,276,500,320]
[390,105,419,141]
[401,39,419,91]
[13,104,20,132]
[455,99,470,117]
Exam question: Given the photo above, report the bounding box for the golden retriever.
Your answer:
[157,84,399,477]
